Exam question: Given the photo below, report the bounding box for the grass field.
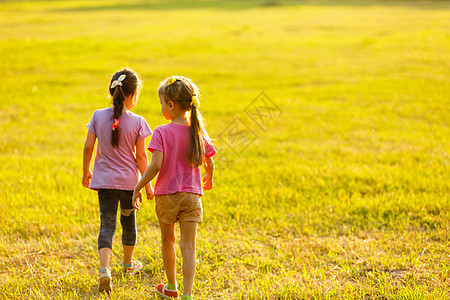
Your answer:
[0,0,449,299]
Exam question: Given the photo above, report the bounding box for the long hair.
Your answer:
[108,68,142,147]
[158,76,210,167]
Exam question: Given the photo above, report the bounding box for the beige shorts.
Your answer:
[155,192,203,224]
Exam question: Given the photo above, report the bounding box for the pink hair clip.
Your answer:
[112,119,120,131]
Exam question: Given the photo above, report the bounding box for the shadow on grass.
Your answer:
[48,0,450,13]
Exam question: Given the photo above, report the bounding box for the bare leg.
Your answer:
[98,247,113,293]
[159,220,177,286]
[179,221,198,296]
[99,248,111,269]
[123,245,134,266]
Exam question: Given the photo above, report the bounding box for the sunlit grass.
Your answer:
[0,0,449,299]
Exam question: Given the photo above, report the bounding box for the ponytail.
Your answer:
[108,68,142,148]
[158,75,209,167]
[187,106,204,167]
[111,85,125,147]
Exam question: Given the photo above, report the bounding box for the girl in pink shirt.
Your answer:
[133,76,216,300]
[82,68,153,293]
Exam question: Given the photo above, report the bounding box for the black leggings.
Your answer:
[98,189,136,250]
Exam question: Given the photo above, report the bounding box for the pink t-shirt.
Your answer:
[148,123,216,195]
[87,107,152,190]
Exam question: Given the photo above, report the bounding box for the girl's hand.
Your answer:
[203,174,213,190]
[145,185,155,200]
[82,171,92,188]
[132,189,142,210]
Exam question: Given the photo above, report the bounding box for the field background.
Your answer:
[0,0,449,299]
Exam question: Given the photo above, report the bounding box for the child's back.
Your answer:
[88,107,151,190]
[149,122,216,195]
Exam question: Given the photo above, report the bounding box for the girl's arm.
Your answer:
[203,156,215,190]
[132,150,163,210]
[135,139,154,199]
[82,131,96,188]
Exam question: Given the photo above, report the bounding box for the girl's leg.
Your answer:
[98,190,119,268]
[120,191,137,266]
[99,248,111,269]
[179,221,198,296]
[122,245,134,266]
[159,219,177,286]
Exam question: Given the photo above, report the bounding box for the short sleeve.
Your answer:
[204,138,217,158]
[148,128,164,153]
[86,111,97,135]
[137,117,152,140]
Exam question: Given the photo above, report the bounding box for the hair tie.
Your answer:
[110,74,126,89]
[167,76,176,86]
[112,119,120,131]
[190,96,200,109]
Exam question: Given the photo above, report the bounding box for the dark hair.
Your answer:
[158,76,210,167]
[108,68,142,147]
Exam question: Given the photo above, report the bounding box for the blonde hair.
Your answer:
[158,76,210,167]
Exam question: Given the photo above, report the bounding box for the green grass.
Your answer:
[0,0,449,298]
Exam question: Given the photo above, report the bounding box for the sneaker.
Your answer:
[98,267,112,293]
[122,260,143,277]
[156,283,179,299]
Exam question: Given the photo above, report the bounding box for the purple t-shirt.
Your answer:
[87,107,152,190]
[148,123,216,196]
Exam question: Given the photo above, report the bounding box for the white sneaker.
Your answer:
[98,267,112,293]
[123,260,143,277]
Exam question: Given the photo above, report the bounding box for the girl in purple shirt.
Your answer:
[133,76,216,300]
[82,68,153,293]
